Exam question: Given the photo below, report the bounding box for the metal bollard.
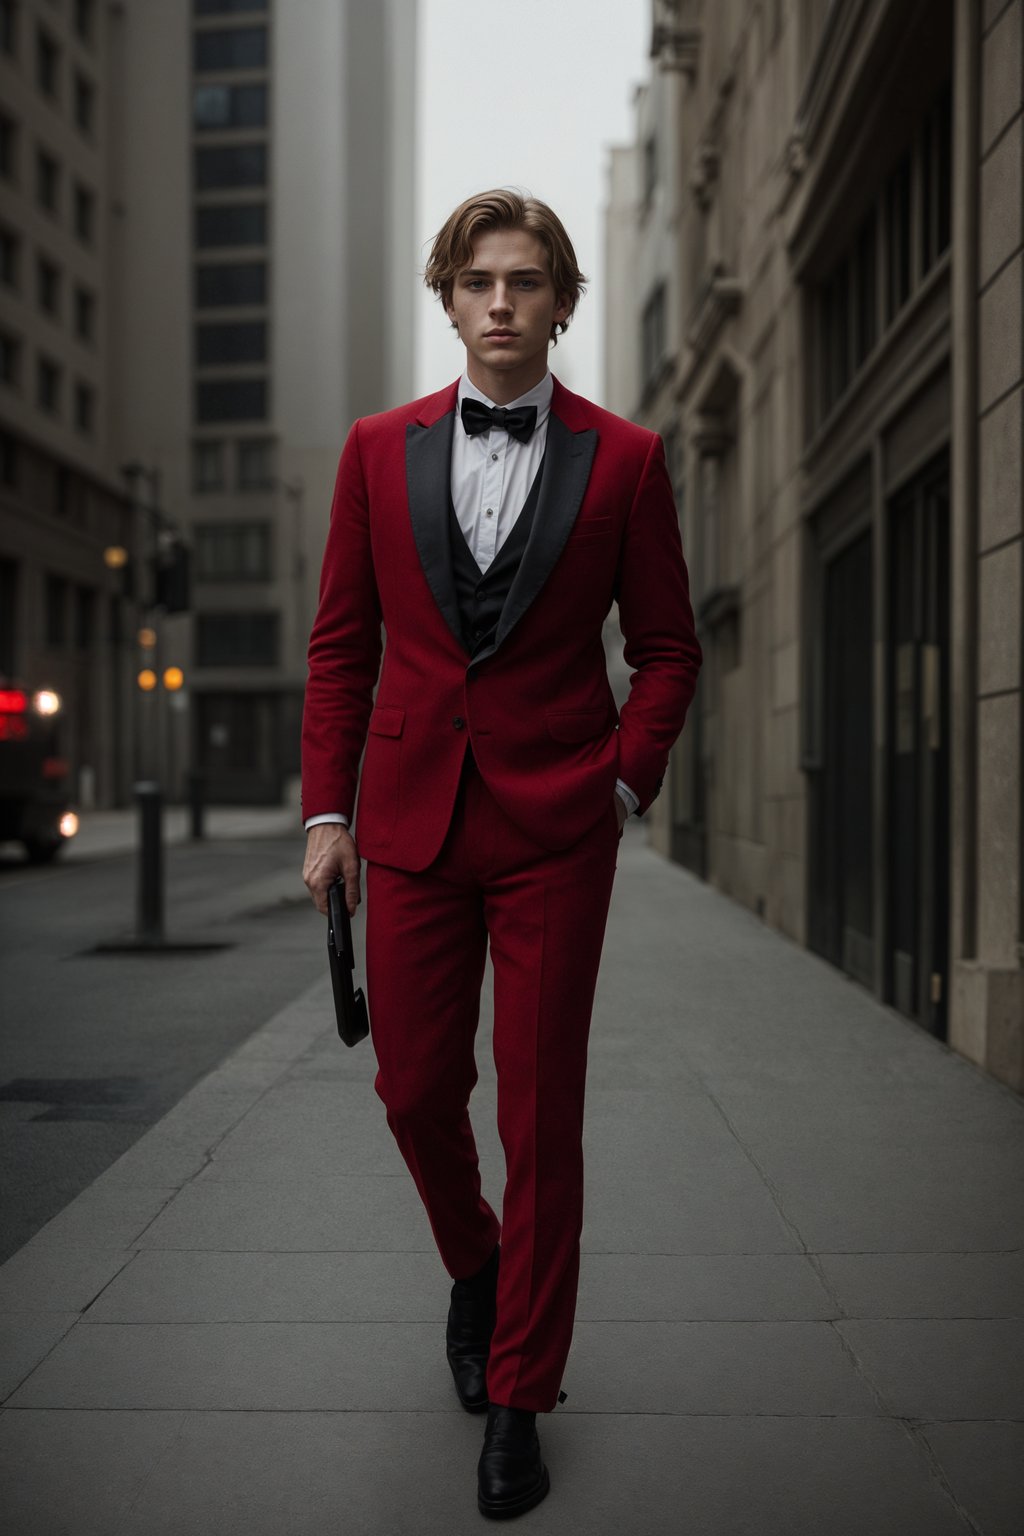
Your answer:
[188,770,206,841]
[135,781,164,941]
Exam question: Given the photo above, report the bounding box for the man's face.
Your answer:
[445,227,570,384]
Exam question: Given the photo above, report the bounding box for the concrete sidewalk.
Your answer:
[0,826,1021,1534]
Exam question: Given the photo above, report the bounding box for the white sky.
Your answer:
[413,0,649,404]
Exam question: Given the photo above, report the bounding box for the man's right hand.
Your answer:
[303,823,361,917]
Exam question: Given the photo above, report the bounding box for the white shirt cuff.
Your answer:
[614,779,639,817]
[304,812,350,830]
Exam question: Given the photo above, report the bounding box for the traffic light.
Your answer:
[154,532,191,613]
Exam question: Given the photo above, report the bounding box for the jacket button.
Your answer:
[452,716,465,729]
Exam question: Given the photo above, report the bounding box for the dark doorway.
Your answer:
[810,529,875,986]
[195,691,282,804]
[887,454,951,1037]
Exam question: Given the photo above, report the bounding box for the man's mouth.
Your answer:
[485,330,518,338]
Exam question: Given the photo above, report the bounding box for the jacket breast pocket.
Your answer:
[571,515,613,542]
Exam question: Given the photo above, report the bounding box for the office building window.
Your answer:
[196,319,266,366]
[0,556,16,675]
[1,0,17,58]
[196,202,266,248]
[197,611,278,667]
[36,148,60,213]
[643,135,657,205]
[74,72,95,136]
[195,521,271,580]
[237,436,274,489]
[196,378,267,422]
[194,26,267,72]
[0,330,21,387]
[74,584,94,649]
[194,82,267,131]
[74,380,94,434]
[922,78,952,276]
[36,24,59,99]
[74,284,95,341]
[36,254,60,316]
[195,143,267,191]
[45,573,67,646]
[0,225,18,288]
[195,0,267,13]
[0,112,16,180]
[73,181,95,243]
[195,260,266,307]
[74,0,94,46]
[885,149,912,323]
[37,354,60,413]
[641,282,667,393]
[193,439,225,492]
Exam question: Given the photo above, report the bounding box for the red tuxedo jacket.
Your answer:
[301,375,702,871]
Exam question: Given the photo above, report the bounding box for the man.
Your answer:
[301,188,701,1519]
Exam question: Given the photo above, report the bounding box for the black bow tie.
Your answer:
[460,396,538,444]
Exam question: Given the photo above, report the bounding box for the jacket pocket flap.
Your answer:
[545,709,610,744]
[369,705,405,738]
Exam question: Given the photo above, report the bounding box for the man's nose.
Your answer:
[489,284,512,314]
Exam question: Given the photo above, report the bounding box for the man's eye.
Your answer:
[517,280,536,289]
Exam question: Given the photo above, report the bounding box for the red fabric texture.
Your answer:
[365,754,621,1412]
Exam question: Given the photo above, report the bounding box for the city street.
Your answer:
[0,823,1020,1535]
[0,808,318,1263]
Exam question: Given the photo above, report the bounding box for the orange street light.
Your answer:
[137,668,158,691]
[163,666,184,691]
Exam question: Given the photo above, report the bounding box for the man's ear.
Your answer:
[554,292,571,324]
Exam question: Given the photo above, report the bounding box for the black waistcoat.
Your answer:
[448,457,546,658]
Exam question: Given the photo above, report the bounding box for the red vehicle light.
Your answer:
[0,715,29,740]
[0,689,28,713]
[42,757,69,779]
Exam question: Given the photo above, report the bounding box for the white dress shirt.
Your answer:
[304,369,638,829]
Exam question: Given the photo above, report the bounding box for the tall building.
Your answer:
[605,0,1023,1091]
[0,0,418,808]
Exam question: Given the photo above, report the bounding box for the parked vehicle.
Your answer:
[0,681,78,862]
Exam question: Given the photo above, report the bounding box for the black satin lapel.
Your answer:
[405,411,465,652]
[472,416,598,666]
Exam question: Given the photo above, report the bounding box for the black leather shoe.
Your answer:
[446,1243,500,1413]
[477,1405,550,1520]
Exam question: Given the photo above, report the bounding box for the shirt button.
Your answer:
[485,508,493,517]
[491,452,499,461]
[452,716,465,730]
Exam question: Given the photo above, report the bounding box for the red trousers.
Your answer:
[364,750,621,1412]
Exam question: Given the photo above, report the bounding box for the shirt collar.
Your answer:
[457,369,553,433]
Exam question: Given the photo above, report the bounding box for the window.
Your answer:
[74,0,94,46]
[196,202,266,248]
[237,436,274,489]
[0,330,21,387]
[193,439,225,492]
[0,112,16,180]
[195,521,271,580]
[195,143,267,191]
[37,254,60,316]
[36,148,60,213]
[193,82,267,131]
[196,378,267,422]
[0,430,18,488]
[195,260,266,307]
[74,380,94,434]
[37,354,61,413]
[1,0,17,58]
[0,556,16,675]
[36,24,59,99]
[74,285,95,342]
[0,225,18,288]
[643,135,657,205]
[197,611,278,667]
[196,319,266,365]
[641,282,667,392]
[194,26,267,72]
[73,181,95,243]
[74,72,95,136]
[885,150,912,324]
[922,78,951,277]
[74,585,94,649]
[45,573,67,646]
[195,0,267,13]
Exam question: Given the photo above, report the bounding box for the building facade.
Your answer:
[605,0,1023,1091]
[1,0,417,809]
